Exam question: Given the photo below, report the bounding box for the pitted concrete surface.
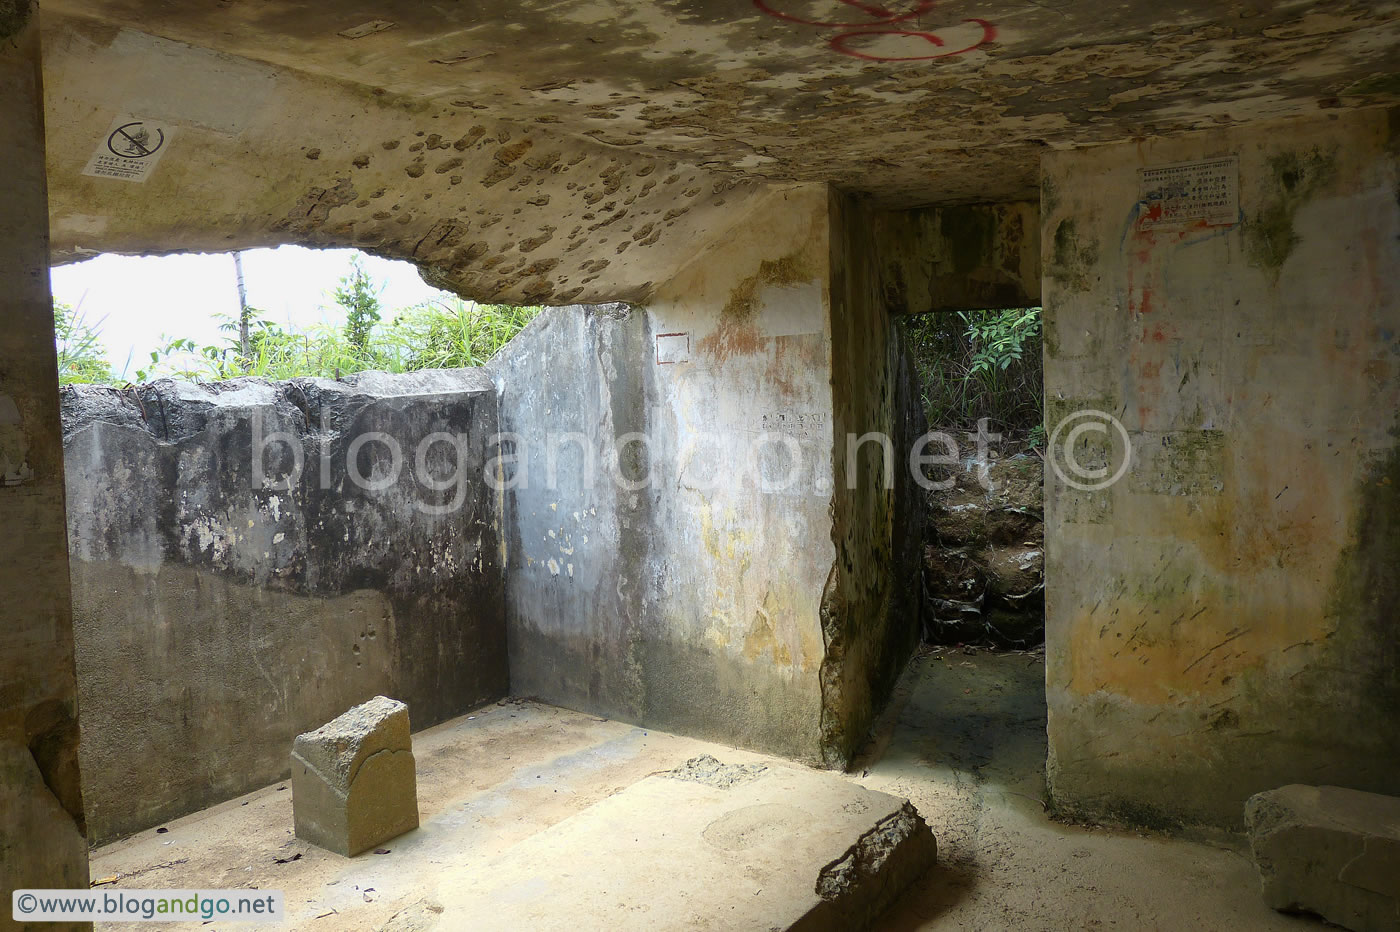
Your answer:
[38,3,1400,305]
[43,0,1400,206]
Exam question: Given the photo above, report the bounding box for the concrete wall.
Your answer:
[0,5,91,920]
[873,202,1041,314]
[62,371,507,843]
[493,185,925,764]
[493,187,834,761]
[1043,107,1400,830]
[822,191,927,764]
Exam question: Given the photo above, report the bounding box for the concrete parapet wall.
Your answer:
[62,371,507,843]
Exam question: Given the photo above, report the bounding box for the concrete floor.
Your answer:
[89,650,1319,930]
[858,649,1315,930]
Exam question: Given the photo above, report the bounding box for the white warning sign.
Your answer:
[82,117,173,183]
[1138,157,1238,230]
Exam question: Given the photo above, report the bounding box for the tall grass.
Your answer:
[902,307,1044,440]
[135,298,540,383]
[383,299,541,370]
[54,301,118,385]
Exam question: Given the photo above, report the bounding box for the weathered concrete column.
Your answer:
[0,1,91,924]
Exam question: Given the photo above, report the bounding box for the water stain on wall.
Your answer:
[1048,218,1099,292]
[1245,147,1338,272]
[0,0,33,42]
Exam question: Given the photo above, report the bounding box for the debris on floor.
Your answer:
[86,667,1313,931]
[1245,784,1400,932]
[291,696,420,858]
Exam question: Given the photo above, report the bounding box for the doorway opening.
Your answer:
[903,307,1045,651]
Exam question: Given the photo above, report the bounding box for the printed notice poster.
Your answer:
[1138,157,1238,229]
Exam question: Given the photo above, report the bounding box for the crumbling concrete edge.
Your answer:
[663,754,768,789]
[795,800,937,931]
[816,560,849,769]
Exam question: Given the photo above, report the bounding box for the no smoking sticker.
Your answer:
[82,116,174,182]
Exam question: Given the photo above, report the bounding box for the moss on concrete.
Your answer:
[1325,429,1400,724]
[0,0,32,42]
[1048,218,1098,292]
[1342,73,1400,97]
[1245,147,1338,272]
[1041,175,1060,218]
[1048,782,1188,834]
[941,206,996,277]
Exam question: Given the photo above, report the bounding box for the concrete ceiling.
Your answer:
[45,0,1400,206]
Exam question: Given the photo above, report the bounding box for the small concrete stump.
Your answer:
[291,696,419,857]
[1245,784,1400,932]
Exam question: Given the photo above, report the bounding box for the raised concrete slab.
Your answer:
[1245,784,1400,931]
[291,696,419,857]
[422,754,936,931]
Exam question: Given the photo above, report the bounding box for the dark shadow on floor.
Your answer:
[860,648,1313,931]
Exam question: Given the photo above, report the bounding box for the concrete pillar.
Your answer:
[0,3,92,924]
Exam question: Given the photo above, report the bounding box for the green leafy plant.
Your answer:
[964,307,1041,377]
[54,301,117,385]
[134,337,202,383]
[383,298,541,370]
[335,256,384,358]
[902,307,1044,439]
[1027,422,1046,450]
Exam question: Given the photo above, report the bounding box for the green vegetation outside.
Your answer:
[55,255,540,386]
[902,307,1044,445]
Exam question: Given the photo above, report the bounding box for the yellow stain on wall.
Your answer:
[699,506,753,569]
[742,590,793,668]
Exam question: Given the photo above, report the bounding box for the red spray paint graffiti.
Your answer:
[753,0,995,62]
[831,21,995,60]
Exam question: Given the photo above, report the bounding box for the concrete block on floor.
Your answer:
[424,754,937,931]
[1245,784,1400,932]
[291,696,419,857]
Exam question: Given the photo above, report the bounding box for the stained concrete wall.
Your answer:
[493,187,832,761]
[823,191,927,764]
[0,6,91,920]
[493,185,925,764]
[62,372,507,843]
[1043,107,1400,829]
[873,202,1041,314]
